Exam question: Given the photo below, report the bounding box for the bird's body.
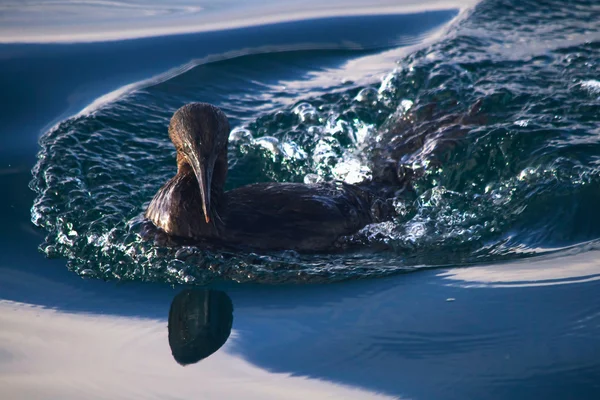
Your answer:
[147,170,379,251]
[221,182,374,251]
[145,103,394,252]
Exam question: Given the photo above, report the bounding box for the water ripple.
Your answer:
[30,0,600,284]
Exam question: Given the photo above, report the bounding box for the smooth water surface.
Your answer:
[1,0,600,398]
[0,0,472,43]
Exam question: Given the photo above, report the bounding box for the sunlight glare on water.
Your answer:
[0,0,476,43]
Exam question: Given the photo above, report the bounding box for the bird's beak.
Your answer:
[188,152,213,224]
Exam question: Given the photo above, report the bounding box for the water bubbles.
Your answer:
[280,141,307,160]
[354,87,379,104]
[324,117,350,137]
[252,136,281,156]
[514,120,529,127]
[399,99,414,113]
[581,79,600,95]
[353,121,373,144]
[229,127,253,143]
[360,221,397,243]
[303,173,323,184]
[293,102,319,123]
[332,158,371,184]
[405,221,427,242]
[79,269,96,278]
[313,136,341,166]
[518,167,537,181]
[29,0,600,284]
[378,71,399,94]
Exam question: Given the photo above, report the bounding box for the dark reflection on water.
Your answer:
[1,249,600,399]
[168,289,234,365]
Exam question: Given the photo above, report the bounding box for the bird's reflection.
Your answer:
[168,289,234,365]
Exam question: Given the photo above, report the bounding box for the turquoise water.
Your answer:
[2,0,600,398]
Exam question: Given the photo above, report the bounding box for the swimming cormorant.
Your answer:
[146,103,394,251]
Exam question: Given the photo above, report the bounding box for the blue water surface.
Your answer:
[1,0,600,398]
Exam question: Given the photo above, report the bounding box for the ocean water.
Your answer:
[2,0,600,399]
[27,0,600,284]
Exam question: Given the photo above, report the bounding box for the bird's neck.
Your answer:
[176,151,228,212]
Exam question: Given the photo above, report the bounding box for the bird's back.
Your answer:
[220,182,378,251]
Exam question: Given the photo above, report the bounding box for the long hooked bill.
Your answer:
[188,153,212,224]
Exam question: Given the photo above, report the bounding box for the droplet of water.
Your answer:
[514,120,529,127]
[230,127,253,143]
[303,173,322,184]
[281,141,307,160]
[79,269,96,278]
[253,136,281,155]
[293,102,319,123]
[399,99,414,113]
[378,71,398,94]
[313,137,341,165]
[581,79,600,94]
[332,158,371,184]
[355,87,379,104]
[518,167,537,181]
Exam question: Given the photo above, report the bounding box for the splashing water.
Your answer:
[30,0,600,284]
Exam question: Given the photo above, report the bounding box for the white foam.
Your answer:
[581,79,600,94]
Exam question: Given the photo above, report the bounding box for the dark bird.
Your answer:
[146,103,394,252]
